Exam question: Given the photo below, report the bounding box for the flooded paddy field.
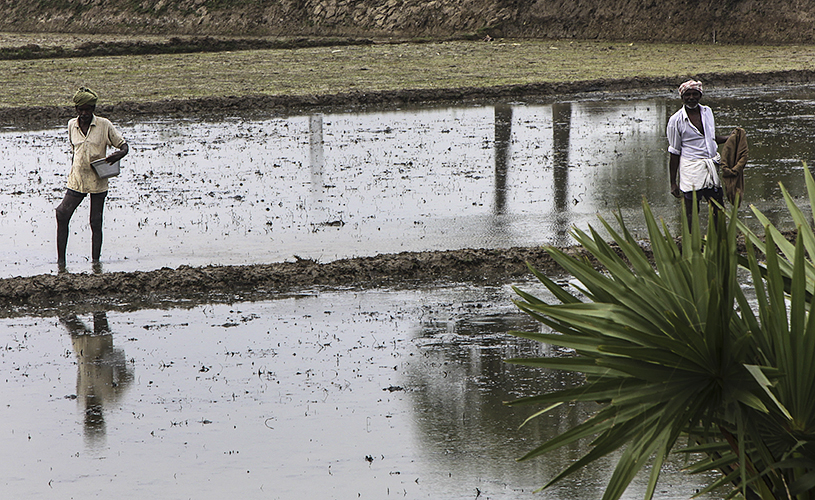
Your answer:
[0,282,722,499]
[2,85,815,498]
[3,85,815,281]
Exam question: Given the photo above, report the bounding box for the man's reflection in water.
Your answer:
[60,311,133,447]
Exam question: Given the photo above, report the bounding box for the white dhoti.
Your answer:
[678,153,721,193]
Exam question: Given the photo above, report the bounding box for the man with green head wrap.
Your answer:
[73,87,98,107]
[55,87,129,269]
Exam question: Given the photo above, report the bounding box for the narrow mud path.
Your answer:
[4,70,815,126]
[0,247,570,309]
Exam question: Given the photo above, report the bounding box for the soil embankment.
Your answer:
[0,0,813,44]
[1,232,789,313]
[0,247,567,312]
[5,69,815,127]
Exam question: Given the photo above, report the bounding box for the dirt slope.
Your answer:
[0,0,813,44]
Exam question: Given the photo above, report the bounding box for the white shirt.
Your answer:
[666,104,721,191]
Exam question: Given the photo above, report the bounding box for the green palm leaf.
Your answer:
[506,177,815,500]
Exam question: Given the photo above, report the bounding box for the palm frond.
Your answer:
[507,171,815,499]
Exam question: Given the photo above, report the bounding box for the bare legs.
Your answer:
[56,190,83,265]
[56,189,107,265]
[90,192,106,261]
[682,187,724,229]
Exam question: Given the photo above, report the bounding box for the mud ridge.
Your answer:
[0,246,584,311]
[0,36,379,61]
[4,70,815,126]
[2,227,793,314]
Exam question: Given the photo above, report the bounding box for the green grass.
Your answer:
[3,37,815,108]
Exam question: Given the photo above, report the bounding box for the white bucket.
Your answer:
[91,158,121,179]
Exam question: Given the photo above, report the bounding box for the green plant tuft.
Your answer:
[508,170,815,499]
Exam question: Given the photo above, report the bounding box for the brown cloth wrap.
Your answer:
[720,127,748,207]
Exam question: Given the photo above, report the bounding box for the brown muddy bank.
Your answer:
[5,69,815,127]
[0,246,566,310]
[3,0,815,44]
[1,230,785,312]
[0,35,378,60]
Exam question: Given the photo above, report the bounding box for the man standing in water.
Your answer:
[56,87,129,268]
[666,79,729,227]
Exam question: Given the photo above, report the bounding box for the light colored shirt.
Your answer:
[67,115,126,194]
[666,104,721,192]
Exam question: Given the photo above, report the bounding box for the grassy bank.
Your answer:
[3,36,815,109]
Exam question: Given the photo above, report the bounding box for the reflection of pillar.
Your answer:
[309,114,326,224]
[309,114,324,185]
[493,104,512,215]
[61,311,133,448]
[552,103,572,244]
[552,103,571,211]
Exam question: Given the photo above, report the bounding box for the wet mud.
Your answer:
[0,35,378,61]
[4,70,815,126]
[0,246,572,310]
[3,232,790,312]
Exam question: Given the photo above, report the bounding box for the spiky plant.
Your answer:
[507,177,815,499]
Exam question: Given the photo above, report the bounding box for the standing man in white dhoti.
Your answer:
[666,79,729,228]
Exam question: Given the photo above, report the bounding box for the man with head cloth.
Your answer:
[73,87,98,107]
[55,87,129,268]
[666,79,729,228]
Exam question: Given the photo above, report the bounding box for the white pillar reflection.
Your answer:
[308,113,329,227]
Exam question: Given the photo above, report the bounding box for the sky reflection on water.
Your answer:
[2,85,815,278]
[0,283,722,499]
[5,85,805,495]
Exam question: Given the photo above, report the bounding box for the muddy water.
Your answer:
[0,282,721,499]
[3,85,815,279]
[3,86,814,498]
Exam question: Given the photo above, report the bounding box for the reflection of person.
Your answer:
[56,87,129,267]
[666,80,729,227]
[60,311,133,445]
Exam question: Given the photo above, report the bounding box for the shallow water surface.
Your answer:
[0,283,721,499]
[2,85,815,278]
[2,87,810,499]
